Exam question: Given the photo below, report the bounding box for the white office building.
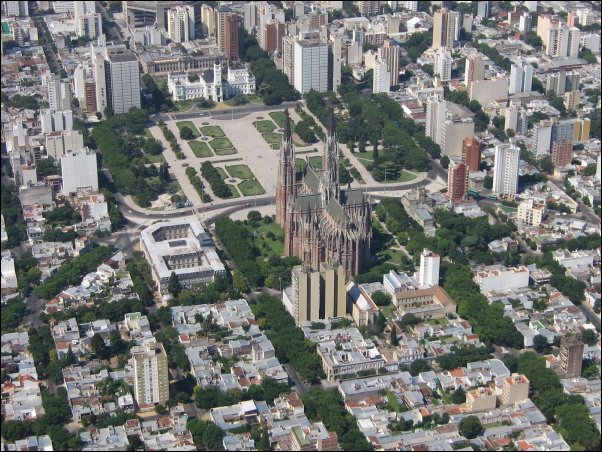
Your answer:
[419,249,440,288]
[509,63,533,95]
[492,142,520,196]
[140,218,226,293]
[167,5,195,43]
[373,59,390,94]
[434,47,453,82]
[60,148,98,195]
[293,37,329,94]
[106,51,141,114]
[425,93,447,146]
[45,130,84,160]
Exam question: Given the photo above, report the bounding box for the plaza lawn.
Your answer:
[200,125,225,138]
[188,141,213,158]
[226,184,240,198]
[216,167,229,180]
[263,132,282,146]
[210,137,234,150]
[269,111,286,128]
[254,120,277,133]
[396,170,417,183]
[238,179,265,196]
[176,121,200,138]
[174,99,197,112]
[226,164,253,180]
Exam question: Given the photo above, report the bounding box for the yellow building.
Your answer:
[573,117,591,142]
[501,373,530,405]
[466,387,497,412]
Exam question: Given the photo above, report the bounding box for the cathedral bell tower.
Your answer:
[276,109,296,226]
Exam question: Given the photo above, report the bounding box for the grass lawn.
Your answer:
[269,111,286,128]
[296,158,307,172]
[176,121,200,138]
[144,153,165,164]
[241,221,284,257]
[226,164,253,180]
[238,179,265,196]
[200,125,225,138]
[210,137,234,150]
[226,184,240,198]
[216,167,228,180]
[254,120,277,133]
[381,304,398,321]
[263,132,282,145]
[379,248,407,266]
[145,129,154,139]
[174,99,197,112]
[214,147,237,156]
[392,171,417,183]
[188,141,213,158]
[246,94,264,105]
[309,156,323,169]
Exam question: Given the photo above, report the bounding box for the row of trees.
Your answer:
[1,182,27,248]
[185,166,211,202]
[34,245,115,299]
[159,122,185,159]
[518,352,600,450]
[251,294,325,383]
[200,161,232,198]
[302,388,374,451]
[194,377,289,409]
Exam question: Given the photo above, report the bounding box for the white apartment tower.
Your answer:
[419,249,440,288]
[76,13,103,39]
[373,59,390,94]
[425,94,447,144]
[465,54,485,93]
[2,1,28,16]
[435,47,453,82]
[293,37,329,94]
[47,71,72,112]
[493,142,520,196]
[509,63,533,95]
[60,148,98,195]
[106,51,141,114]
[131,341,169,406]
[167,5,195,43]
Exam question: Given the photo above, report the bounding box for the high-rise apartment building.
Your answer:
[504,105,528,135]
[243,2,257,32]
[434,47,453,82]
[106,51,141,114]
[40,109,73,134]
[47,71,72,112]
[131,340,169,406]
[61,148,98,195]
[447,161,467,202]
[558,334,584,378]
[462,137,481,172]
[519,13,532,32]
[432,7,458,50]
[546,70,580,95]
[217,7,240,60]
[293,37,329,94]
[546,25,580,57]
[2,1,28,16]
[373,59,390,94]
[509,63,533,95]
[501,374,530,405]
[257,3,285,54]
[465,54,485,92]
[358,1,381,16]
[201,3,215,37]
[419,249,440,288]
[425,93,447,146]
[378,39,400,87]
[536,14,560,45]
[552,140,573,167]
[331,33,343,91]
[167,5,195,43]
[75,12,102,39]
[282,34,296,83]
[573,117,591,142]
[492,142,520,196]
[284,261,347,324]
[477,1,489,18]
[124,1,195,29]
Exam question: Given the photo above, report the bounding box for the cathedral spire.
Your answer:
[284,108,292,144]
[322,105,339,201]
[328,105,336,136]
